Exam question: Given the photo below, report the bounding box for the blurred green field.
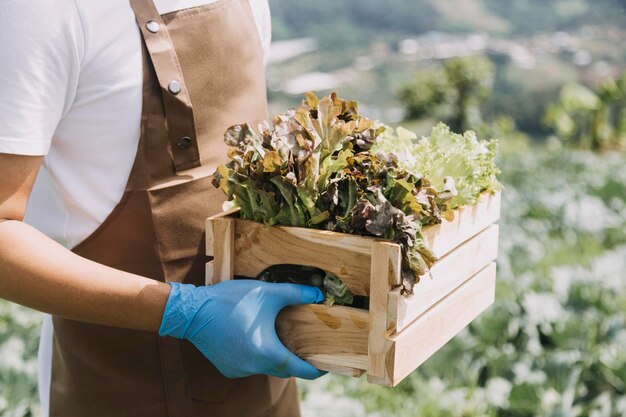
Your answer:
[1,139,625,416]
[299,141,626,417]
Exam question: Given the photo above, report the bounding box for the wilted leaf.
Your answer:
[262,150,283,173]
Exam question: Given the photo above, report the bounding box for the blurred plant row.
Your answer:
[400,57,626,151]
[300,139,626,417]
[0,303,40,416]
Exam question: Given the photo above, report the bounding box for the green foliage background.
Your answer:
[0,303,40,416]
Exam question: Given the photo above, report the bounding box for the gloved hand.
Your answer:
[159,279,326,380]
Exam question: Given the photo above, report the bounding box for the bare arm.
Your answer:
[0,153,171,331]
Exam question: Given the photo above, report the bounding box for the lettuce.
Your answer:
[213,94,500,302]
[374,123,502,211]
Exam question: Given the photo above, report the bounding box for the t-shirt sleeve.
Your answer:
[0,0,83,156]
[250,0,272,67]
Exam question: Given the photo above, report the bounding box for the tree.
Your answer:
[399,57,495,132]
[544,72,626,150]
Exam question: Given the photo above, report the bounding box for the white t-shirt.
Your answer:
[0,1,271,415]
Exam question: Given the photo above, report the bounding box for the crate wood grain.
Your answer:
[275,304,369,376]
[422,192,501,258]
[368,262,496,386]
[389,224,499,332]
[205,192,500,385]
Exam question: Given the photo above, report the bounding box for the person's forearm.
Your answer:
[0,220,171,332]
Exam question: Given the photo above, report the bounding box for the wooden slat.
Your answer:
[211,218,235,283]
[389,225,499,332]
[206,207,240,256]
[367,242,400,381]
[422,191,501,258]
[205,261,214,286]
[276,304,369,375]
[232,220,373,296]
[206,220,214,257]
[384,263,497,387]
[266,225,374,255]
[306,355,366,377]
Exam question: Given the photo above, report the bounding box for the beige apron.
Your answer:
[49,1,300,415]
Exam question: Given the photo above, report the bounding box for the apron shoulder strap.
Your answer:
[129,0,201,172]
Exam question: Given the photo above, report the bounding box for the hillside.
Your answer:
[269,0,626,43]
[267,0,626,137]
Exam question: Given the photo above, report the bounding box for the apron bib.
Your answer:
[49,1,300,416]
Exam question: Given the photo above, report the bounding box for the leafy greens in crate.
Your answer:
[212,92,500,305]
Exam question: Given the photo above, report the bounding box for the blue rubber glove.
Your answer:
[159,279,326,380]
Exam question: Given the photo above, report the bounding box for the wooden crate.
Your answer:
[205,192,501,386]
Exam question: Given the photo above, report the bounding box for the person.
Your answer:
[0,1,325,416]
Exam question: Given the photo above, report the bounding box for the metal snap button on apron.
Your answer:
[146,21,160,33]
[177,136,193,150]
[168,80,182,95]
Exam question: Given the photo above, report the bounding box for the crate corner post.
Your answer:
[367,241,401,386]
[205,216,236,286]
